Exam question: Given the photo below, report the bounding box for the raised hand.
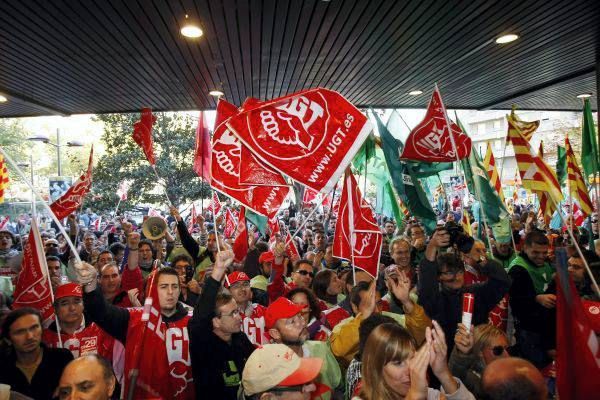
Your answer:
[406,342,430,400]
[74,261,98,292]
[212,250,234,282]
[454,323,474,355]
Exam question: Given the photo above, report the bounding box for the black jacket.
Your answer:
[188,276,255,399]
[418,258,511,351]
[0,344,73,400]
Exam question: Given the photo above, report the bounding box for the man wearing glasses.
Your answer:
[225,271,268,345]
[418,229,511,352]
[189,250,255,399]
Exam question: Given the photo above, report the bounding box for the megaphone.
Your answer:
[142,216,167,240]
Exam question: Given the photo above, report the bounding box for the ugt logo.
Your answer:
[256,93,328,159]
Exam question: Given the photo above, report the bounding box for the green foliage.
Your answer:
[0,119,33,176]
[88,112,209,212]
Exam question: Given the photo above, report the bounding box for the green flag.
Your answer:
[456,117,508,226]
[245,209,267,235]
[352,132,376,173]
[374,112,437,233]
[556,145,567,186]
[581,98,600,180]
[408,161,454,178]
[376,181,403,224]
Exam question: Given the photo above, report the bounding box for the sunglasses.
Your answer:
[491,345,509,356]
[296,270,314,278]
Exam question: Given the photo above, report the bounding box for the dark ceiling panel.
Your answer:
[0,0,597,117]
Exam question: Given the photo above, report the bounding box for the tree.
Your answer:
[88,112,210,212]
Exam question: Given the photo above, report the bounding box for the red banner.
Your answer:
[556,274,600,398]
[223,208,237,238]
[332,170,382,278]
[132,108,156,165]
[12,219,54,325]
[285,232,300,261]
[209,191,222,215]
[193,111,211,182]
[50,146,94,220]
[226,88,372,193]
[268,216,281,248]
[233,207,249,262]
[211,100,289,218]
[401,86,471,162]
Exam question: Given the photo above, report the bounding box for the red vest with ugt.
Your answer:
[124,308,195,399]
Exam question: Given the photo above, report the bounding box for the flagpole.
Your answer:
[151,165,173,207]
[549,196,600,299]
[0,147,82,265]
[114,198,122,217]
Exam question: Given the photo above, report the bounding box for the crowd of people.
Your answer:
[0,197,598,399]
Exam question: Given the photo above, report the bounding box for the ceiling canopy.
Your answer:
[0,0,597,117]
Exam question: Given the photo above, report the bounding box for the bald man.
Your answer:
[57,355,116,400]
[481,357,547,400]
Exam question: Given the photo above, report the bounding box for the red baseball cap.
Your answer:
[55,283,83,300]
[265,297,306,329]
[225,271,250,288]
[259,251,275,264]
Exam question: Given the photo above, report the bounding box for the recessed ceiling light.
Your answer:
[0,95,7,103]
[577,93,593,98]
[180,14,203,38]
[495,34,519,44]
[408,90,423,96]
[209,90,224,97]
[181,24,203,38]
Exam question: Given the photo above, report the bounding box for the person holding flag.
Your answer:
[75,261,195,399]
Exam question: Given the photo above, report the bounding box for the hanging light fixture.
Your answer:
[181,14,203,38]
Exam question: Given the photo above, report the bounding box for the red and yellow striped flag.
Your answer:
[566,136,593,217]
[506,108,540,144]
[507,112,563,207]
[462,211,472,236]
[0,154,8,203]
[483,142,504,202]
[537,141,556,223]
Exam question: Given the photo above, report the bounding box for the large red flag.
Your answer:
[211,99,289,217]
[556,269,600,399]
[226,88,372,193]
[332,170,383,278]
[223,208,237,238]
[193,111,211,181]
[233,207,249,262]
[401,86,471,162]
[12,219,54,325]
[50,146,94,220]
[132,108,156,165]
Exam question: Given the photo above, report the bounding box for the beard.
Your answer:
[281,328,309,346]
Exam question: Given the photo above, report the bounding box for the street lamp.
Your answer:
[27,129,83,176]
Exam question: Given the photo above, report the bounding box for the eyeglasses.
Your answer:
[296,270,314,278]
[491,345,509,356]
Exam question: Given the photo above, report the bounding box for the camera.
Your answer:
[440,221,474,253]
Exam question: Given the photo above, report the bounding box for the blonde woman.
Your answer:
[354,320,474,400]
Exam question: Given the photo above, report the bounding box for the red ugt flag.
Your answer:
[285,232,300,261]
[188,203,197,233]
[193,111,211,182]
[116,180,130,201]
[12,219,54,325]
[556,270,600,399]
[226,88,372,193]
[401,85,471,162]
[223,208,237,238]
[50,146,94,220]
[133,108,156,165]
[233,207,249,262]
[211,99,289,217]
[332,170,383,278]
[209,191,222,215]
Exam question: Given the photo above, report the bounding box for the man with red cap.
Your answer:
[265,297,341,400]
[242,343,322,399]
[43,282,125,383]
[225,270,268,345]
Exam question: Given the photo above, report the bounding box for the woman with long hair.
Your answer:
[356,320,474,400]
